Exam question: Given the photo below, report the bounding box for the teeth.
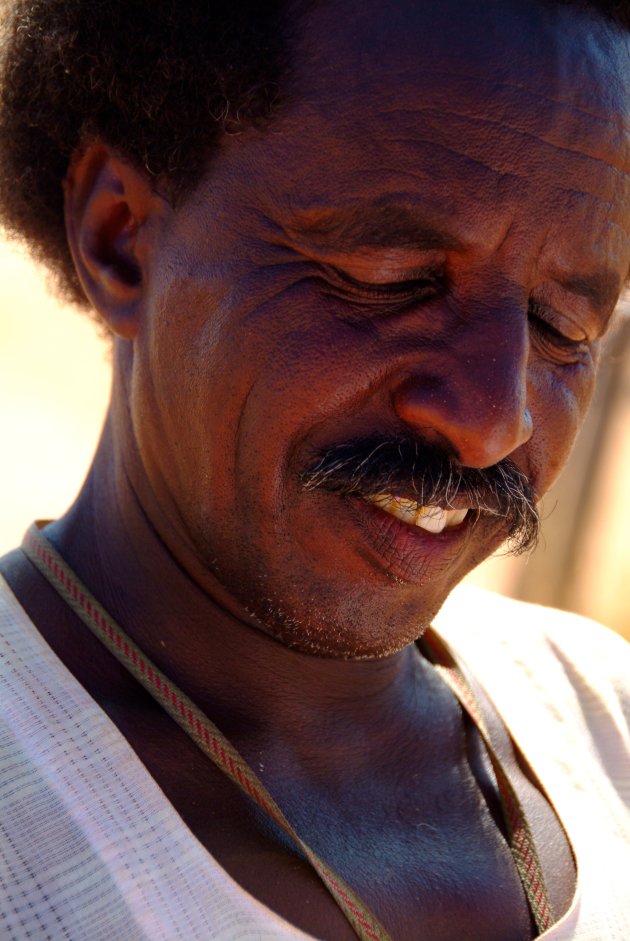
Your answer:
[368,495,468,534]
[416,506,449,533]
[416,506,468,533]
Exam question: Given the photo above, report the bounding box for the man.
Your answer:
[0,0,629,938]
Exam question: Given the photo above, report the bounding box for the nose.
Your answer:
[391,332,533,469]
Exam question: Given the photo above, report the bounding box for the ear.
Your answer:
[64,140,167,339]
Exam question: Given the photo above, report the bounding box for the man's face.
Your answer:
[128,0,630,656]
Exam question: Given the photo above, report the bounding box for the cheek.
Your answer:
[131,275,380,511]
[126,279,243,508]
[220,285,386,429]
[527,360,597,493]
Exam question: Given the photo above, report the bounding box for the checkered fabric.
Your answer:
[2,575,630,939]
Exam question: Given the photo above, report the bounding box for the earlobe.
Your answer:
[64,141,163,339]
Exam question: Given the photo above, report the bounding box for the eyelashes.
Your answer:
[324,264,443,305]
[323,264,593,366]
[528,302,590,365]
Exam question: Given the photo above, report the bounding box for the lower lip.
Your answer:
[346,497,485,584]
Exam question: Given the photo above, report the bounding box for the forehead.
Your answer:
[184,0,630,295]
[280,0,629,197]
[291,0,630,123]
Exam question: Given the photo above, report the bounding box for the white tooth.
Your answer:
[415,507,448,534]
[367,496,467,534]
[445,508,468,528]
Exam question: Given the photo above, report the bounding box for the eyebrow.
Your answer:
[288,204,463,253]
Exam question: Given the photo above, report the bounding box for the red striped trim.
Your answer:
[24,524,554,938]
[320,869,381,940]
[420,628,554,932]
[28,529,302,843]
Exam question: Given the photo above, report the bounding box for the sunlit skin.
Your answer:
[81,0,630,660]
[2,0,630,938]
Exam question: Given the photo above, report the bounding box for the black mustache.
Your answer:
[301,435,539,555]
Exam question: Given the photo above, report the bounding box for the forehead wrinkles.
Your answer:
[290,0,630,183]
[269,93,629,236]
[365,76,630,172]
[350,103,629,208]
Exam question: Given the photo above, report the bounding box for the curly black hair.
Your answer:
[0,0,628,307]
[0,0,298,304]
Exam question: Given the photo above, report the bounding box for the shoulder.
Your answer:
[0,565,75,715]
[433,585,630,730]
[434,583,630,670]
[0,559,36,649]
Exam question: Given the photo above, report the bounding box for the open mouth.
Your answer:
[364,494,470,534]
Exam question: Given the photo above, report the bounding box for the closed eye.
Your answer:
[326,265,443,303]
[528,301,590,364]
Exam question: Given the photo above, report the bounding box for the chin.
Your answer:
[238,575,453,660]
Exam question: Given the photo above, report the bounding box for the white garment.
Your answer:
[1,573,629,940]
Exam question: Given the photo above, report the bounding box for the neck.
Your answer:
[46,413,441,772]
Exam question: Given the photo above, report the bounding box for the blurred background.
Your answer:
[1,235,629,640]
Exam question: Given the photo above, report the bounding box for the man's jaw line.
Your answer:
[84,422,537,666]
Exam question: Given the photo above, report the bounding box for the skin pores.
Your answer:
[114,0,630,657]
